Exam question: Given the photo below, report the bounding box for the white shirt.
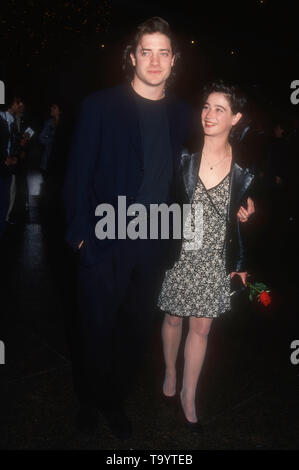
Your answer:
[0,111,15,154]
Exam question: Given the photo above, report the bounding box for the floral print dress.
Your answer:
[158,174,231,318]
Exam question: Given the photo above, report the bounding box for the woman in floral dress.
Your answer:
[158,80,255,430]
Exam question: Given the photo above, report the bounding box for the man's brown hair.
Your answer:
[122,16,180,82]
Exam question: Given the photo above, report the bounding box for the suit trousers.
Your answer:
[0,174,12,237]
[70,237,166,408]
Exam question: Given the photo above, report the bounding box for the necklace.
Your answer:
[203,148,231,170]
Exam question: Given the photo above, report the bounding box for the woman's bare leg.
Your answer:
[180,316,213,422]
[161,313,183,397]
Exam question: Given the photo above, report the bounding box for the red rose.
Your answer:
[259,291,271,306]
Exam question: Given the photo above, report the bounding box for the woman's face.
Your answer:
[201,92,242,137]
[50,104,60,118]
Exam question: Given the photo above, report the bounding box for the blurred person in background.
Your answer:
[39,103,63,175]
[9,99,34,223]
[0,95,22,234]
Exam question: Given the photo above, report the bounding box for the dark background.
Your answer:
[1,0,299,123]
[1,1,299,451]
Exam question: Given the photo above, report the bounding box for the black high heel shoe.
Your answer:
[162,393,178,407]
[178,399,204,433]
[162,380,177,406]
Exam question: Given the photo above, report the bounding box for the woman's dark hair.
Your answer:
[202,79,247,115]
[122,16,180,82]
[186,79,247,151]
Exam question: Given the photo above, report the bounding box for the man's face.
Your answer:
[274,124,284,138]
[130,32,175,89]
[11,99,23,115]
[17,102,24,114]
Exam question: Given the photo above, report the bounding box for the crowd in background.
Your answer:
[0,95,74,237]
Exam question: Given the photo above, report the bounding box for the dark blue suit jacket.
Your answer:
[63,83,192,266]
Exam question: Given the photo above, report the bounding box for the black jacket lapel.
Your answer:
[179,145,254,219]
[123,84,144,167]
[228,162,254,220]
[166,96,181,179]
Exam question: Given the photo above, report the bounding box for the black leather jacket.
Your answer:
[173,145,255,274]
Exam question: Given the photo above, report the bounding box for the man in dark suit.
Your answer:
[0,96,22,236]
[8,99,32,223]
[63,17,192,438]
